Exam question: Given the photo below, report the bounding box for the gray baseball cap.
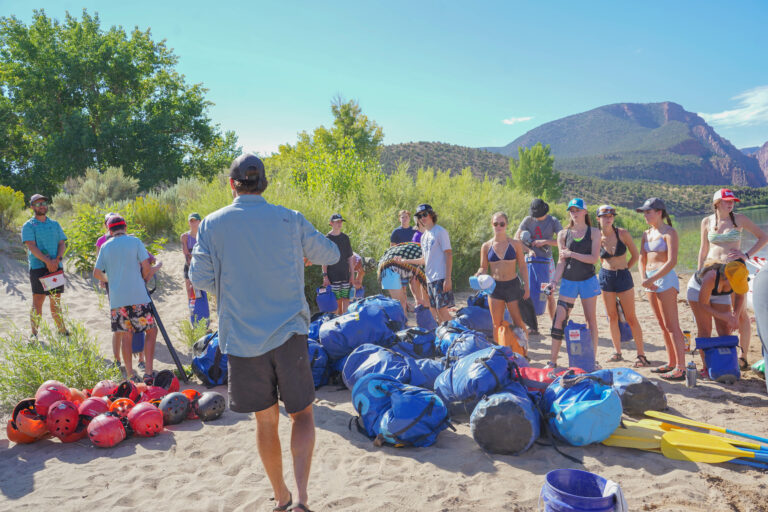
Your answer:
[636,198,666,212]
[229,154,265,182]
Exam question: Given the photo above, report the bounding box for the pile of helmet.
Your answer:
[7,370,227,448]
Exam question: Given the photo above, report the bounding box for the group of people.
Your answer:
[19,150,767,510]
[463,192,765,382]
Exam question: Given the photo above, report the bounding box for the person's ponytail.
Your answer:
[661,209,673,227]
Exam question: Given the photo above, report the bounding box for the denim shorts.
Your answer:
[643,268,679,293]
[598,268,634,293]
[559,275,601,299]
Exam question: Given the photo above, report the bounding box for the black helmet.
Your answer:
[530,198,549,218]
[196,392,226,421]
[158,392,190,425]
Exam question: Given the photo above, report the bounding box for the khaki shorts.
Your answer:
[227,333,315,414]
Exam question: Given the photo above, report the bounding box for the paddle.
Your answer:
[603,421,664,450]
[662,431,768,463]
[637,419,768,452]
[645,410,768,445]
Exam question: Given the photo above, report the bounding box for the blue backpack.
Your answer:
[415,304,438,330]
[542,369,622,446]
[443,331,495,367]
[307,340,330,388]
[347,294,407,331]
[470,382,540,455]
[351,373,451,448]
[342,344,429,390]
[318,307,400,360]
[391,327,437,359]
[309,312,336,341]
[191,331,228,388]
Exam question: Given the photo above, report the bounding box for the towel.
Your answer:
[602,479,628,512]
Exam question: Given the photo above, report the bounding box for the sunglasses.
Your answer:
[32,201,48,207]
[493,222,506,227]
[415,212,428,218]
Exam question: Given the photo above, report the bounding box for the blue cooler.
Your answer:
[695,335,740,384]
[565,320,595,372]
[527,257,550,316]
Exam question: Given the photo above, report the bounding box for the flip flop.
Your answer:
[273,493,292,512]
[660,368,686,381]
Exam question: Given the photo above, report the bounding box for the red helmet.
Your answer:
[109,398,136,418]
[6,418,38,444]
[46,400,80,438]
[35,380,71,400]
[78,396,111,420]
[92,380,118,398]
[14,398,48,439]
[110,381,140,402]
[35,386,71,418]
[154,370,180,393]
[58,416,89,443]
[127,402,164,437]
[138,386,168,404]
[87,413,126,448]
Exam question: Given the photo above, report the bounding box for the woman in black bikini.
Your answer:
[596,205,647,367]
[476,212,530,339]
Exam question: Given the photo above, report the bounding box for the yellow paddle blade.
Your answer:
[661,437,739,463]
[602,423,663,450]
[645,410,727,434]
[638,419,764,451]
[662,431,754,459]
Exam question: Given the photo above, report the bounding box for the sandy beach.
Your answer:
[1,238,767,512]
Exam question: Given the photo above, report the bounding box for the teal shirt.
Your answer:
[189,195,340,357]
[21,217,67,270]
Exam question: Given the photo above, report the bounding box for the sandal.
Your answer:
[634,354,651,368]
[273,493,292,512]
[739,357,749,370]
[142,373,154,386]
[545,361,556,369]
[608,353,623,362]
[651,364,674,374]
[290,505,313,512]
[660,368,686,381]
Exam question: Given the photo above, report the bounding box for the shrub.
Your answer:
[0,185,26,230]
[127,195,176,237]
[176,318,210,349]
[0,315,121,412]
[53,167,139,214]
[64,202,167,274]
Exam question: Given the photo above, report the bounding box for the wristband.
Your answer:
[322,272,328,276]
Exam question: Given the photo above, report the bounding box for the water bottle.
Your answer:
[683,330,691,352]
[685,361,698,388]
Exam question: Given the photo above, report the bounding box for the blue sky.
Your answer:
[3,1,768,155]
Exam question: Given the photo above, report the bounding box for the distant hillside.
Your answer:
[742,146,760,155]
[380,142,509,180]
[484,102,765,187]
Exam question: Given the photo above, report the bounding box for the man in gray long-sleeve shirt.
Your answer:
[189,154,339,512]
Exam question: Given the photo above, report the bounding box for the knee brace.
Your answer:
[550,300,574,339]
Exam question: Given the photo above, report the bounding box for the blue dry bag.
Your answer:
[342,344,428,390]
[415,304,438,330]
[391,327,437,359]
[191,331,228,388]
[318,307,400,360]
[347,294,407,330]
[565,320,595,372]
[542,369,622,446]
[527,256,551,316]
[307,340,330,388]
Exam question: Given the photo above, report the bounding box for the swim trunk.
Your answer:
[490,278,524,303]
[227,333,314,414]
[427,278,455,309]
[686,275,732,305]
[29,267,64,295]
[330,281,352,299]
[598,268,634,293]
[111,303,155,333]
[644,268,679,293]
[559,275,601,299]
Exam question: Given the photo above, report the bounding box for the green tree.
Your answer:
[508,142,562,201]
[0,9,239,197]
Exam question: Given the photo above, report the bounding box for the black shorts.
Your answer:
[598,268,634,293]
[490,278,524,303]
[227,333,315,414]
[29,267,64,295]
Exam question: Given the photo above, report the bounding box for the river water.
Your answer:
[676,206,768,264]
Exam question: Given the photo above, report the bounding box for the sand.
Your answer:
[1,235,767,511]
